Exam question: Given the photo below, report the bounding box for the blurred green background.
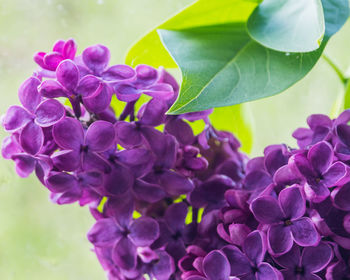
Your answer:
[0,0,349,279]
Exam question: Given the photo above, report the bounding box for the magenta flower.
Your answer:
[34,39,77,71]
[273,243,333,280]
[87,203,159,271]
[293,141,347,202]
[39,59,112,116]
[3,77,65,155]
[52,117,115,172]
[222,230,279,279]
[251,186,320,255]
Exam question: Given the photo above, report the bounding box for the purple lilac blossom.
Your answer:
[4,39,350,280]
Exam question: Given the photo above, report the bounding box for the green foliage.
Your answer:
[160,24,326,114]
[126,0,349,116]
[247,0,325,52]
[125,0,261,67]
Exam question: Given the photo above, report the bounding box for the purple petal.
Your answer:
[273,165,300,186]
[159,170,194,196]
[33,52,46,69]
[264,146,289,176]
[256,263,278,280]
[143,83,174,100]
[18,77,41,112]
[116,149,154,178]
[244,170,272,191]
[268,224,293,255]
[250,196,284,224]
[306,182,330,202]
[114,121,143,148]
[50,185,82,204]
[229,223,251,246]
[294,153,317,179]
[243,230,265,265]
[135,64,158,86]
[129,217,159,247]
[78,170,103,188]
[38,80,67,98]
[332,183,350,211]
[151,250,175,280]
[87,218,121,247]
[82,44,110,74]
[103,164,134,197]
[165,118,195,145]
[44,52,64,71]
[279,186,305,220]
[76,74,101,97]
[139,98,167,126]
[308,141,333,175]
[102,64,135,82]
[307,114,332,130]
[56,59,79,91]
[141,127,176,168]
[82,151,111,173]
[2,105,32,131]
[34,99,65,127]
[85,120,115,152]
[51,150,80,171]
[202,250,230,280]
[301,242,333,273]
[273,245,300,269]
[82,83,112,113]
[1,136,21,159]
[11,153,36,177]
[165,202,188,233]
[291,217,319,247]
[221,245,251,276]
[132,179,165,203]
[114,83,141,102]
[112,237,137,270]
[337,124,350,147]
[104,193,134,227]
[322,162,347,187]
[53,40,65,52]
[20,122,43,155]
[45,172,77,193]
[62,39,77,59]
[52,117,84,150]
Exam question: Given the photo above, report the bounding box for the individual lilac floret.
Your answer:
[52,117,115,172]
[39,59,113,116]
[45,170,103,205]
[114,65,174,102]
[185,250,231,280]
[78,44,136,83]
[2,77,65,155]
[251,185,320,255]
[152,202,190,262]
[34,39,77,71]
[273,243,333,280]
[87,200,159,271]
[222,230,279,279]
[293,141,348,202]
[292,110,350,149]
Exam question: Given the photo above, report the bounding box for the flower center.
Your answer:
[80,145,89,153]
[284,219,293,226]
[172,231,182,240]
[295,266,305,275]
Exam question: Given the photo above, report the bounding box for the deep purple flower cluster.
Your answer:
[2,40,350,280]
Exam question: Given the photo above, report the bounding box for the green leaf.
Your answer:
[321,0,349,37]
[247,0,325,52]
[125,0,261,67]
[162,23,327,114]
[164,0,348,114]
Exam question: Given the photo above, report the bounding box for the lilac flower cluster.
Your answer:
[2,40,350,280]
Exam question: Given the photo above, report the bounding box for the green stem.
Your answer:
[322,54,347,84]
[344,80,350,109]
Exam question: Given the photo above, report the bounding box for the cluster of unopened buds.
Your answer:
[2,39,350,280]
